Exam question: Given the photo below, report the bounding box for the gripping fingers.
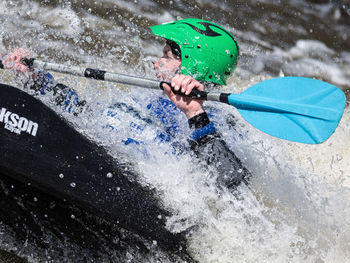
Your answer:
[185,79,204,95]
[180,76,194,93]
[169,74,205,97]
[171,74,186,91]
[3,48,31,73]
[185,81,197,95]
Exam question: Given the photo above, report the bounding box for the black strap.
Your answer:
[188,112,211,129]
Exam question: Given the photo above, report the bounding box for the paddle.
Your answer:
[0,58,346,144]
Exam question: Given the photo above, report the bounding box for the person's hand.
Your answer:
[162,74,205,119]
[3,48,32,74]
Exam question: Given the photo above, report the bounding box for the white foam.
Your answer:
[252,39,350,88]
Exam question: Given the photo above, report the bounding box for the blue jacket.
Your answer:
[28,71,249,189]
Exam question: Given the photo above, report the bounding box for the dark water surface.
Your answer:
[1,0,350,262]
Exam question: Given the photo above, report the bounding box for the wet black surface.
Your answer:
[0,174,183,262]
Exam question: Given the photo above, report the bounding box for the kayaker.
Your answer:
[2,18,250,189]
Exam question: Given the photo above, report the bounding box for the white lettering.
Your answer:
[9,113,19,127]
[0,107,39,137]
[18,117,29,131]
[0,108,6,122]
[27,121,38,136]
[5,123,21,135]
[4,111,11,123]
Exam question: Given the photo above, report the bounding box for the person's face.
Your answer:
[154,44,181,82]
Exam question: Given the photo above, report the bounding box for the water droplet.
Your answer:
[33,197,38,202]
[70,182,76,188]
[59,173,64,179]
[85,36,92,43]
[71,214,75,219]
[106,172,113,178]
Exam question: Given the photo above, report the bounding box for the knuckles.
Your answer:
[3,48,31,73]
[169,74,204,95]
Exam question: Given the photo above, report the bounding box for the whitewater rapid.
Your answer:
[0,0,349,262]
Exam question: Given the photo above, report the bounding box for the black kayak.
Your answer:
[0,83,186,254]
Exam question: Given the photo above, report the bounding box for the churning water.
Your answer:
[0,0,350,262]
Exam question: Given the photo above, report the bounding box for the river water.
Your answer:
[0,0,350,262]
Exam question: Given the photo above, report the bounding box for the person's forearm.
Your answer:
[24,71,86,115]
[188,112,250,188]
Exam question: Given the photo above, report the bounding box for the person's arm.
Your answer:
[188,112,250,189]
[3,49,85,115]
[162,75,250,188]
[27,71,86,115]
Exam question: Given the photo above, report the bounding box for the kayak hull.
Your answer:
[0,83,185,253]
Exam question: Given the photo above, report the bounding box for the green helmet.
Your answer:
[150,18,239,85]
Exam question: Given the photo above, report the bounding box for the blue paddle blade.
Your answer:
[227,77,346,144]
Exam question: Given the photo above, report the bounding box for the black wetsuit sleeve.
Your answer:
[188,112,250,189]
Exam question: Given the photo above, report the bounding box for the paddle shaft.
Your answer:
[0,58,231,104]
[0,58,334,119]
[1,58,345,144]
[0,58,343,119]
[2,57,326,119]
